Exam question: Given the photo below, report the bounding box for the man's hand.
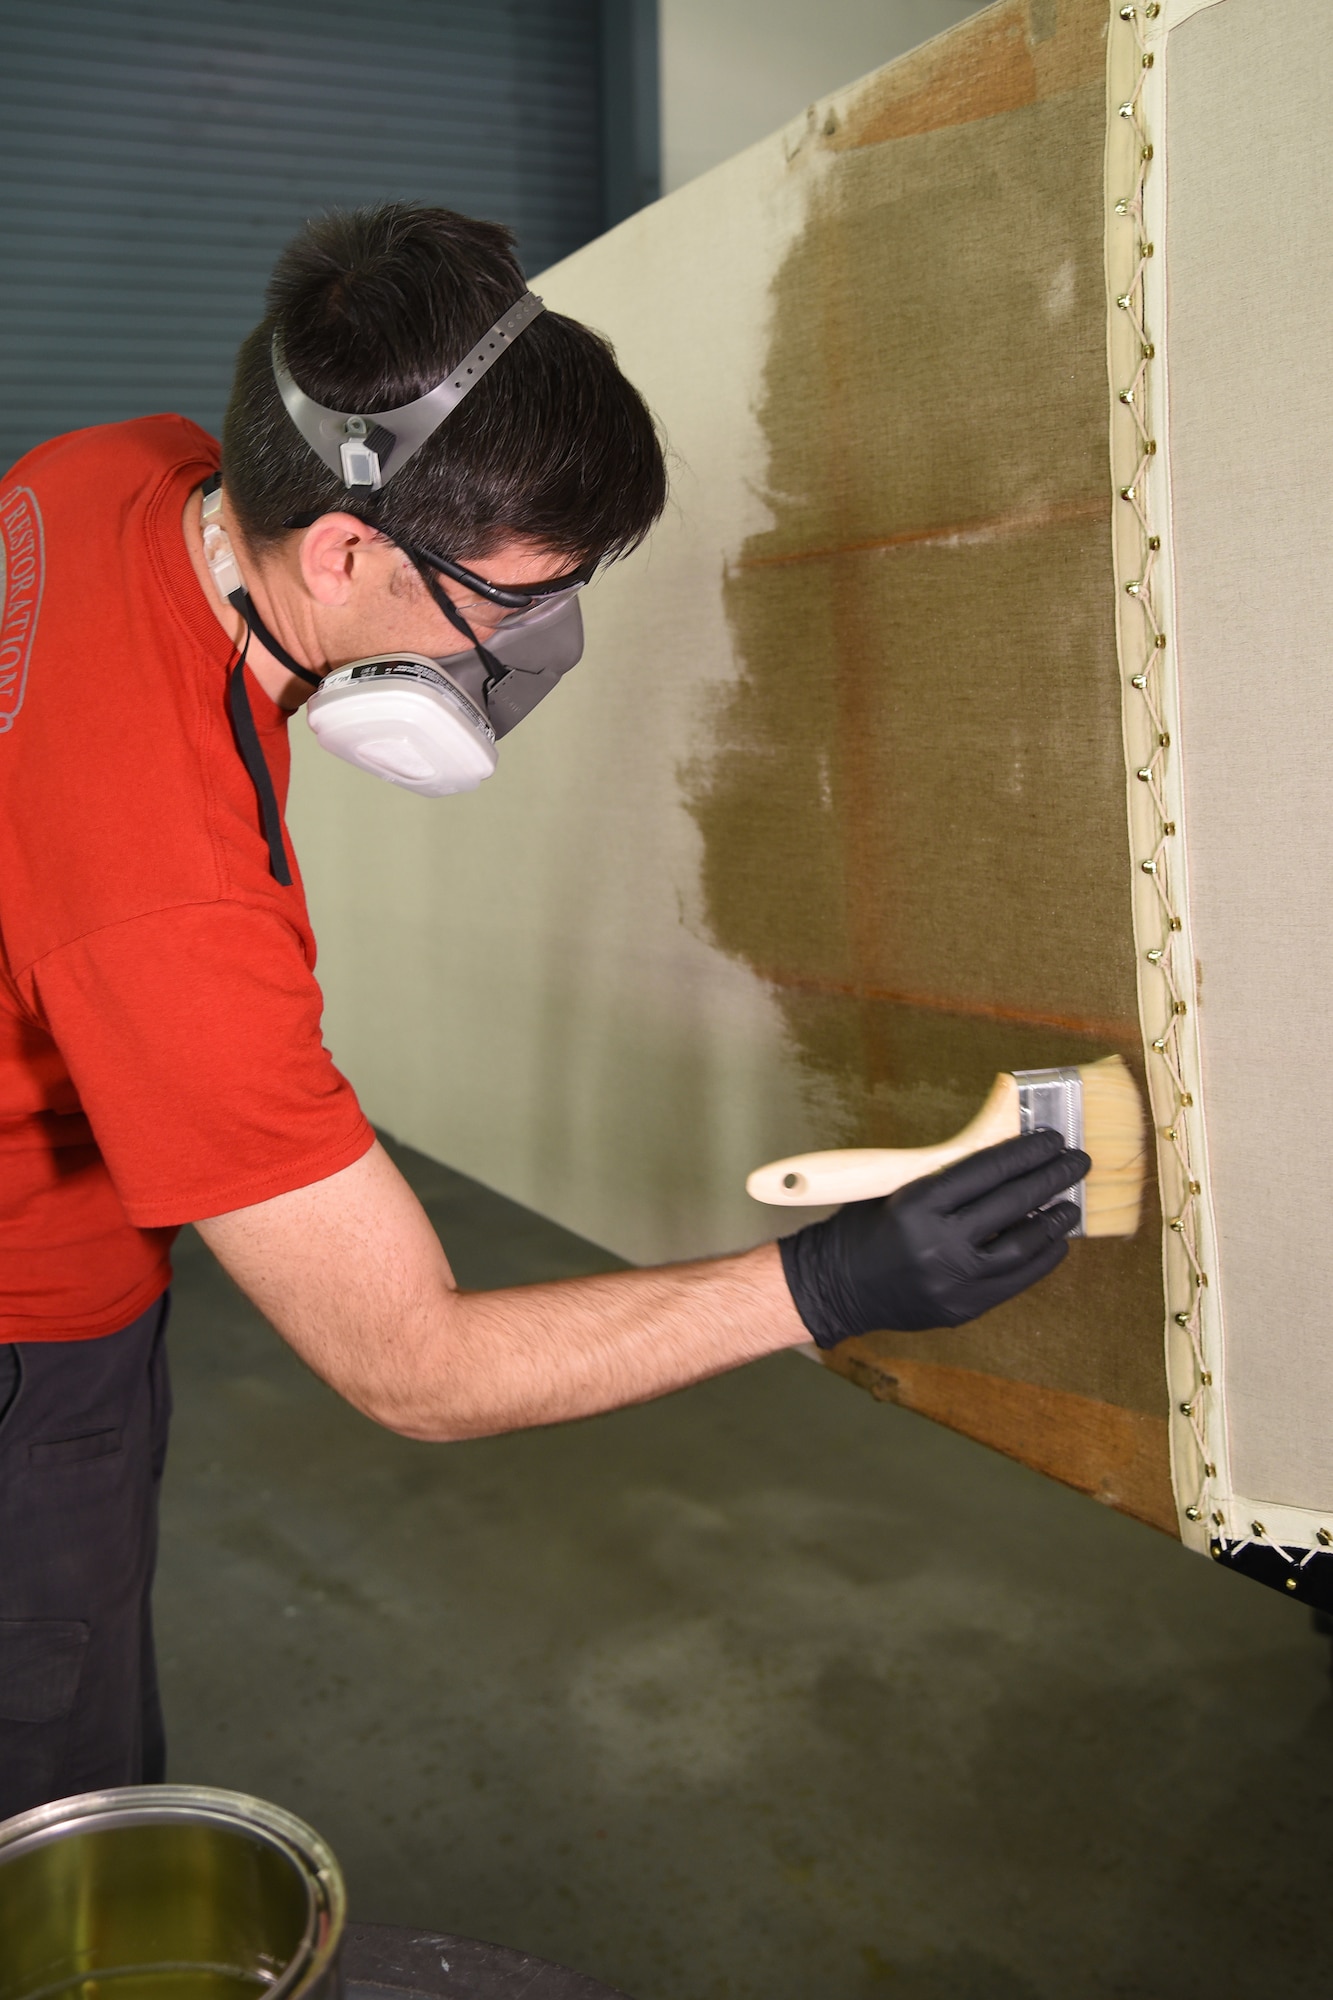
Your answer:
[778,1129,1089,1347]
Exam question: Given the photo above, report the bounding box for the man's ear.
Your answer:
[296,513,387,607]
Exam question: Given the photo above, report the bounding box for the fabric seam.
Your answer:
[13,893,311,994]
[1106,0,1228,1555]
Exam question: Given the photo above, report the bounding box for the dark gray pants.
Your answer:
[0,1295,171,1821]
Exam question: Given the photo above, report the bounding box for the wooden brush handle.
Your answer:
[746,1072,1022,1207]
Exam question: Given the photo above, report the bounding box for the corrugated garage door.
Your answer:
[0,0,614,470]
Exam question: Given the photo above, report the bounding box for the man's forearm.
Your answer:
[197,1141,810,1441]
[381,1246,809,1441]
[199,1126,1086,1442]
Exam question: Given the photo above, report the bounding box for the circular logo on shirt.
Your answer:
[0,486,44,734]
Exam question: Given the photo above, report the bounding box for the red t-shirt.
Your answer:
[0,416,374,1340]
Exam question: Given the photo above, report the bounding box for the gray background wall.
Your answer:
[1,0,989,476]
[0,0,638,472]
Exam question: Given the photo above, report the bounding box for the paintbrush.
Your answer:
[746,1055,1146,1237]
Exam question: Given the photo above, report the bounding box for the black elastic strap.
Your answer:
[200,476,321,690]
[404,548,510,693]
[229,588,322,689]
[203,474,302,884]
[227,644,293,887]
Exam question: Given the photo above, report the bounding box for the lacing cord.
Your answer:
[1115,4,1217,1532]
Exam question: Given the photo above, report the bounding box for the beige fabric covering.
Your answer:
[1139,0,1333,1535]
[288,0,1333,1554]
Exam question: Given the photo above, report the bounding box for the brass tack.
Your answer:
[1131,672,1148,688]
[1174,1001,1188,1016]
[1189,1180,1201,1195]
[1137,767,1153,782]
[1174,1314,1190,1328]
[1201,1372,1213,1386]
[1286,1578,1298,1591]
[1120,484,1136,500]
[1179,1400,1194,1417]
[1179,1088,1193,1103]
[1170,1218,1185,1233]
[1163,821,1176,835]
[1151,1037,1167,1053]
[1158,731,1171,747]
[1185,1504,1202,1521]
[1251,1520,1266,1538]
[1141,859,1157,875]
[1213,1511,1225,1526]
[1204,1463,1217,1478]
[1154,630,1167,646]
[1147,948,1164,965]
[1169,918,1183,933]
[1147,439,1158,455]
[1143,52,1154,68]
[1147,533,1160,548]
[1318,1529,1332,1547]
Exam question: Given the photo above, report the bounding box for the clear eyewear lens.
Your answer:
[443,579,584,633]
[504,583,584,623]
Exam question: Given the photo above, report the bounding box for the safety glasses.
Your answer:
[404,542,591,614]
[282,508,591,614]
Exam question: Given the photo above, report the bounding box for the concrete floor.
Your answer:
[157,1136,1333,2000]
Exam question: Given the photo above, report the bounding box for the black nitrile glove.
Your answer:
[779,1129,1090,1347]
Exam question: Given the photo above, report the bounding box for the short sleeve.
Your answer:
[27,899,375,1225]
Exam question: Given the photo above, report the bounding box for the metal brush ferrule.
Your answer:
[1013,1066,1085,1236]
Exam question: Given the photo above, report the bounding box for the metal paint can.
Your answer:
[0,1784,345,2000]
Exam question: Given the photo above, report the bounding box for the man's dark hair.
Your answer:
[222,203,667,570]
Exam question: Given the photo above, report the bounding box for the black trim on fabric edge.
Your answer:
[1210,1539,1333,1613]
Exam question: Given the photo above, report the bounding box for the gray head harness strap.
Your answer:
[271,289,545,492]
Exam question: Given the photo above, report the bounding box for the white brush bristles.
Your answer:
[1078,1055,1147,1238]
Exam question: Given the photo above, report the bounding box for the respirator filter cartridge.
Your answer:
[305,655,497,794]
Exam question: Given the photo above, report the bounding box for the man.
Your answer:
[0,203,1085,1817]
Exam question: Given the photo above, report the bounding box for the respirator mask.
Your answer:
[303,575,585,793]
[201,289,589,881]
